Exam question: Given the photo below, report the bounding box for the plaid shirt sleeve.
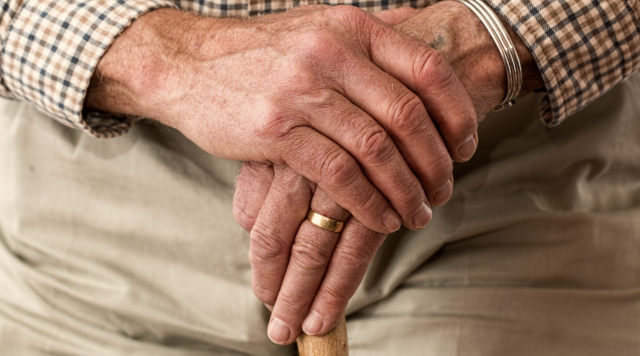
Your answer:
[0,0,177,138]
[0,0,638,138]
[485,0,640,126]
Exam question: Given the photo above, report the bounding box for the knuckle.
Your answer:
[319,285,352,308]
[356,126,395,164]
[299,30,344,64]
[274,292,302,315]
[252,281,277,306]
[461,108,479,135]
[427,153,454,182]
[279,61,322,91]
[350,184,381,213]
[448,103,478,131]
[328,5,371,44]
[249,226,289,265]
[331,227,385,273]
[447,113,478,143]
[334,245,372,272]
[273,166,305,194]
[233,205,256,232]
[290,239,332,272]
[301,30,332,57]
[319,149,359,190]
[254,108,298,142]
[468,111,479,132]
[395,177,425,206]
[413,48,457,89]
[388,91,429,134]
[329,5,367,21]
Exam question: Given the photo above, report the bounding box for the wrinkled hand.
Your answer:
[86,5,478,235]
[234,1,545,345]
[235,163,383,344]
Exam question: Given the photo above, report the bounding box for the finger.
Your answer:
[267,188,350,345]
[249,165,314,308]
[277,126,402,234]
[301,217,386,336]
[372,7,418,25]
[339,58,455,208]
[233,162,274,231]
[360,8,479,162]
[305,93,431,230]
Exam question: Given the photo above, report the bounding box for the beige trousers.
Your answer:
[0,74,638,356]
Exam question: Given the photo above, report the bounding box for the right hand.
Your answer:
[86,5,477,233]
[234,4,545,344]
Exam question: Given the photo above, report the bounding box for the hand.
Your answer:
[235,163,382,345]
[234,1,545,345]
[86,5,478,235]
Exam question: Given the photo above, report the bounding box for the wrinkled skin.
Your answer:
[86,0,542,346]
[86,5,478,236]
[233,1,544,345]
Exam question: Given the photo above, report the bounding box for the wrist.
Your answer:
[396,1,543,116]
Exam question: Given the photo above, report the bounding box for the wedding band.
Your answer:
[306,209,345,233]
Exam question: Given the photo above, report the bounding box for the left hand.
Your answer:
[235,163,384,345]
[234,1,544,345]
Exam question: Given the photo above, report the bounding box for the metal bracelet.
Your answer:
[456,0,522,111]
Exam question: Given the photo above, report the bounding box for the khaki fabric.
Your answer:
[0,74,638,355]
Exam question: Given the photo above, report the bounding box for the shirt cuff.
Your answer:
[484,0,640,126]
[1,0,178,138]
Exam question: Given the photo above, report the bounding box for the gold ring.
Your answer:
[306,209,345,233]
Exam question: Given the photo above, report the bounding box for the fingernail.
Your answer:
[412,201,432,229]
[302,310,324,335]
[267,317,291,344]
[458,135,477,161]
[433,180,453,206]
[383,208,402,232]
[264,303,273,312]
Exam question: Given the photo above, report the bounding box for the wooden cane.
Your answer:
[297,315,348,356]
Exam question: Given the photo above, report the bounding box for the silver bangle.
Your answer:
[456,0,522,111]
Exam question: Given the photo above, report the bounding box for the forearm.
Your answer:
[85,8,218,128]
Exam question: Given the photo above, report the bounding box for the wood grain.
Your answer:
[297,315,348,356]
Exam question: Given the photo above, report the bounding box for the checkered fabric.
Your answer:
[486,0,640,126]
[0,0,638,137]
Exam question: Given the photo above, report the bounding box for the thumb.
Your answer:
[372,7,419,25]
